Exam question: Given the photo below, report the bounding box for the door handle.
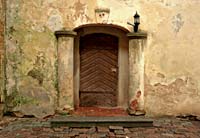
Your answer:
[111,68,117,73]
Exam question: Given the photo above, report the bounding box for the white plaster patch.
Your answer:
[6,78,15,96]
[47,0,56,3]
[116,0,135,7]
[145,0,185,7]
[31,21,45,32]
[46,14,63,31]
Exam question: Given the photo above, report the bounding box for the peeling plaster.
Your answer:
[4,0,200,117]
[145,76,200,116]
[47,11,63,31]
[172,13,184,33]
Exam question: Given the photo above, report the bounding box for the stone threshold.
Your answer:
[50,116,153,128]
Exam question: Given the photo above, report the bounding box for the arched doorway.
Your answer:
[74,24,129,109]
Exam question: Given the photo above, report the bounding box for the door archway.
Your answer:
[74,24,129,109]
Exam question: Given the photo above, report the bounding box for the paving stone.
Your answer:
[143,128,156,134]
[109,125,124,130]
[29,136,38,138]
[186,127,199,133]
[86,127,96,134]
[39,134,55,138]
[1,117,200,138]
[115,134,127,138]
[62,127,70,133]
[127,133,138,137]
[72,128,88,134]
[148,133,161,138]
[128,128,147,132]
[88,133,95,138]
[124,128,131,134]
[62,133,71,138]
[97,132,108,138]
[68,133,79,137]
[48,134,61,138]
[161,133,174,138]
[114,130,125,135]
[154,120,163,127]
[128,127,138,132]
[184,133,200,138]
[174,127,189,134]
[157,128,169,133]
[41,122,51,127]
[108,132,115,137]
[90,134,99,138]
[137,131,146,138]
[32,127,43,131]
[53,127,63,132]
[79,134,88,138]
[181,121,193,127]
[68,130,80,137]
[173,134,186,138]
[31,122,44,127]
[97,126,109,133]
[43,128,54,132]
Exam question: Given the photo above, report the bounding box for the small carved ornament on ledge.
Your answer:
[95,7,110,23]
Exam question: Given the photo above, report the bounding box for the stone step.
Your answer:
[50,116,153,128]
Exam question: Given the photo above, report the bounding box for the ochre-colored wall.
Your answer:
[140,1,200,116]
[0,0,5,103]
[0,0,4,53]
[5,0,200,117]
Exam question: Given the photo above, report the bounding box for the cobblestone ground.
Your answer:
[0,117,200,138]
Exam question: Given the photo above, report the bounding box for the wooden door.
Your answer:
[79,33,118,107]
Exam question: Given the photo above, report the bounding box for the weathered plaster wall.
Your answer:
[93,0,200,117]
[0,0,4,57]
[5,0,200,117]
[142,0,200,117]
[5,0,98,118]
[6,0,57,118]
[0,0,5,118]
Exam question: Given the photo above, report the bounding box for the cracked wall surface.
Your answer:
[4,0,200,117]
[0,0,5,104]
[142,0,200,116]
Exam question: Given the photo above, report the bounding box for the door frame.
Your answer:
[74,24,129,109]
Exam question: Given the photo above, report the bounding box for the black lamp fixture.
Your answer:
[127,11,140,32]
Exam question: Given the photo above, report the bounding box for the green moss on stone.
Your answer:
[54,59,58,91]
[27,68,44,85]
[6,87,18,107]
[6,87,39,107]
[13,95,39,106]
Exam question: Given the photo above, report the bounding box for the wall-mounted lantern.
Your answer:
[127,11,140,32]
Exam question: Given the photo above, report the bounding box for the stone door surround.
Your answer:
[55,24,147,114]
